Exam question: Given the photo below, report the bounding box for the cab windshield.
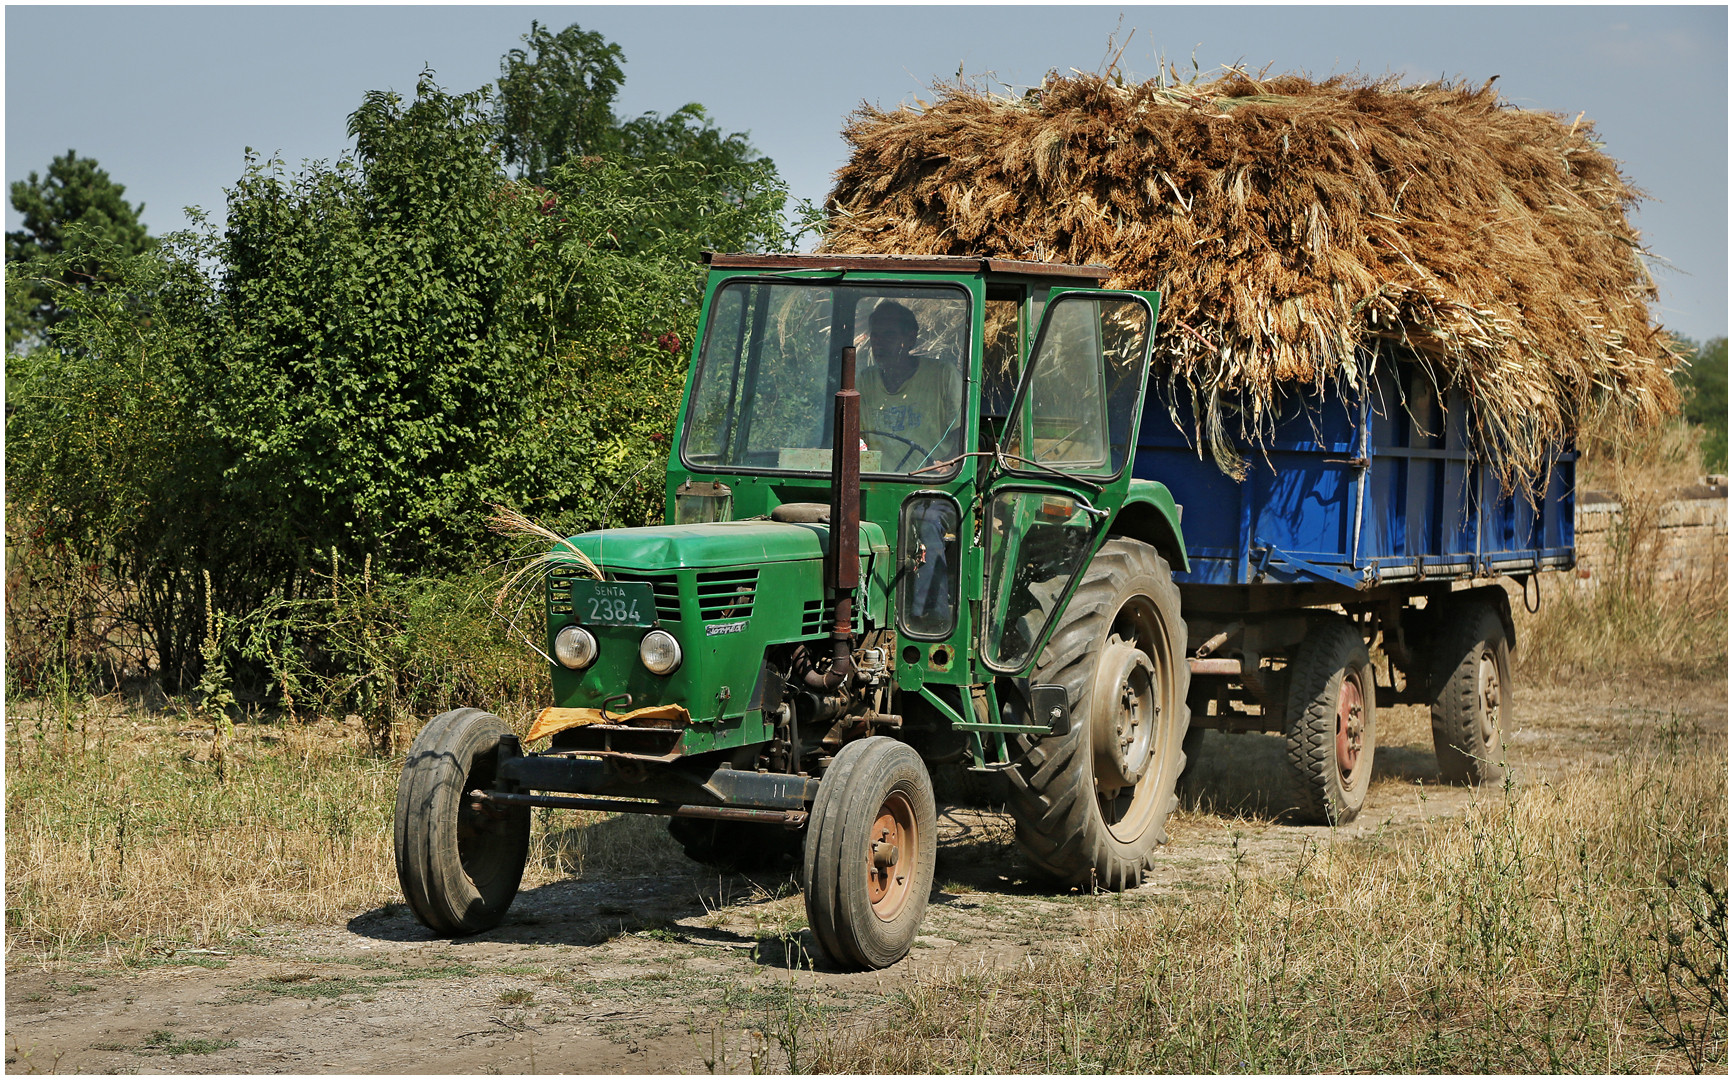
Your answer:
[682,280,970,476]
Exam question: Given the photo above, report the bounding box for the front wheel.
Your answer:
[394,709,530,934]
[803,737,937,970]
[1003,538,1191,891]
[1281,619,1377,825]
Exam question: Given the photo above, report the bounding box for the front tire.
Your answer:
[1429,603,1512,784]
[1003,538,1191,891]
[1281,619,1376,825]
[803,737,937,970]
[394,709,530,934]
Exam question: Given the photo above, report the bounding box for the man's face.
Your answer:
[869,320,916,374]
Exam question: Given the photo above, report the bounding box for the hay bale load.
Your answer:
[820,70,1679,483]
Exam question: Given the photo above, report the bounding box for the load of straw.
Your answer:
[821,69,1680,483]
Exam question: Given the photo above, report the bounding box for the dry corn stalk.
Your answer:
[822,68,1681,485]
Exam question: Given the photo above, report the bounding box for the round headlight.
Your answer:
[553,625,598,670]
[639,629,682,675]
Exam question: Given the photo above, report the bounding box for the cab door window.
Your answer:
[1003,294,1154,480]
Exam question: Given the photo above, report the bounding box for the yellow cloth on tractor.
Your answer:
[526,704,691,743]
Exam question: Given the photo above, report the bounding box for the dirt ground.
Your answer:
[6,679,1725,1075]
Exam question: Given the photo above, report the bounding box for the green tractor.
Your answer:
[394,253,1191,970]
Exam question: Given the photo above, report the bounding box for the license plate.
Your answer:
[571,580,658,628]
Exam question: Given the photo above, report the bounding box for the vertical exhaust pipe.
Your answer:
[818,345,861,688]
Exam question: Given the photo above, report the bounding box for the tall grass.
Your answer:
[3,704,683,961]
[810,715,1727,1073]
[1516,427,1727,686]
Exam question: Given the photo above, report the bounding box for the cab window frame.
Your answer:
[677,275,977,483]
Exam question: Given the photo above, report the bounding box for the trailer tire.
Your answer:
[394,709,531,934]
[1004,538,1190,890]
[668,818,800,872]
[802,737,936,970]
[1429,603,1512,784]
[1281,619,1376,825]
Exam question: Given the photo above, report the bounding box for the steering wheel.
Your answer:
[862,429,928,471]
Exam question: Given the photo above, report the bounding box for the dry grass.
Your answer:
[5,706,403,958]
[1516,421,1726,687]
[810,710,1728,1073]
[1516,555,1726,688]
[3,699,683,962]
[822,68,1679,484]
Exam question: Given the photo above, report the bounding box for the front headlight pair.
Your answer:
[553,625,681,675]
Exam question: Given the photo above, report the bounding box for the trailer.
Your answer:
[1142,352,1573,818]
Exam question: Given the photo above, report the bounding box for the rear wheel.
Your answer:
[394,709,530,934]
[802,737,937,970]
[1281,619,1376,825]
[1429,603,1512,784]
[1003,539,1190,890]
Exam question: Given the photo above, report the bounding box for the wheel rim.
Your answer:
[1476,648,1502,746]
[1092,639,1159,790]
[865,789,918,921]
[1336,673,1365,781]
[1091,600,1177,844]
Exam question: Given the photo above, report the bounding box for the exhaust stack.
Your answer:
[821,345,861,686]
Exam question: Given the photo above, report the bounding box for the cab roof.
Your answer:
[703,252,1111,283]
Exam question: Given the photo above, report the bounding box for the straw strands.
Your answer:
[821,70,1681,483]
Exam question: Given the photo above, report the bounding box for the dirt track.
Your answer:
[6,682,1723,1074]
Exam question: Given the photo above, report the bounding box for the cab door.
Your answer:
[979,289,1160,674]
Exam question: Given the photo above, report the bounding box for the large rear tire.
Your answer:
[1281,619,1376,825]
[802,737,937,970]
[394,709,531,934]
[1429,603,1512,784]
[1003,538,1190,891]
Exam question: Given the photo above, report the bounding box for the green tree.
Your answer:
[6,151,152,349]
[7,71,789,689]
[495,20,625,181]
[1680,336,1727,473]
[492,20,777,221]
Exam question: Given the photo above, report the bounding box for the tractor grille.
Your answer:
[610,571,682,622]
[695,569,758,621]
[801,599,826,636]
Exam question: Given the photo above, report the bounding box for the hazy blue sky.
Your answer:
[5,5,1726,341]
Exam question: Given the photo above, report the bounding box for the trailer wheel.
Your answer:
[394,709,530,934]
[802,737,936,970]
[1004,538,1190,890]
[668,818,801,872]
[1281,619,1377,825]
[1429,603,1512,784]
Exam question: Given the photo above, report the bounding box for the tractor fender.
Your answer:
[1107,481,1189,574]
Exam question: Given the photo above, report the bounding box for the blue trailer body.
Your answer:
[1136,356,1576,593]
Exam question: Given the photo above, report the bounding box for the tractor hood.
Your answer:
[565,519,884,573]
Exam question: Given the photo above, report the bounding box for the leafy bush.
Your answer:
[5,70,788,695]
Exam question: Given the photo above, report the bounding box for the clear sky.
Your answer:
[5,4,1727,343]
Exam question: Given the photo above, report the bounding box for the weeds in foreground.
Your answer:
[4,705,686,958]
[808,718,1728,1073]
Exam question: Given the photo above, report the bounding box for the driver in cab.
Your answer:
[859,301,963,472]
